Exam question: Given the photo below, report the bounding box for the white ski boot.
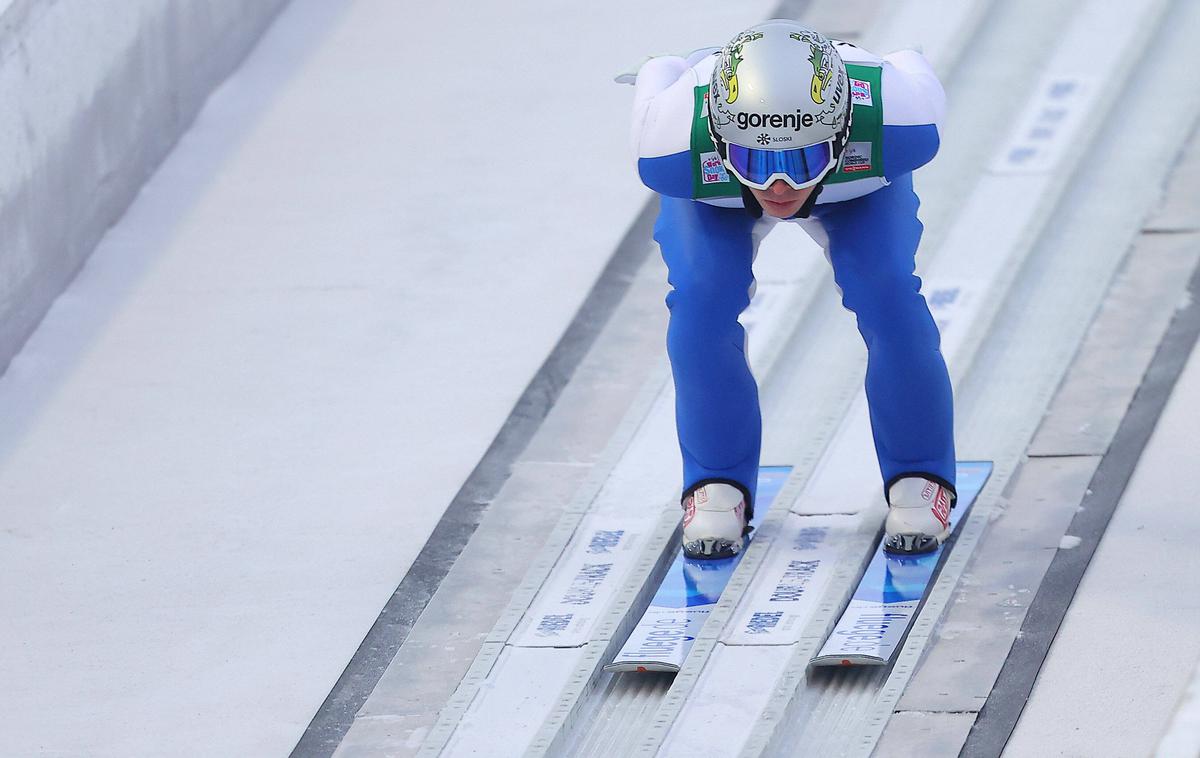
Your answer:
[883,476,955,554]
[682,482,749,559]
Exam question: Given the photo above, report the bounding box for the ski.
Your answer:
[810,460,994,667]
[605,466,791,673]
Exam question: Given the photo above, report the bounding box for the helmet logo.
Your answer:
[719,30,763,105]
[735,110,816,130]
[709,23,848,151]
[789,31,834,105]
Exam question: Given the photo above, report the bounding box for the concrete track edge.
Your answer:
[961,171,1200,758]
[292,202,659,757]
[0,0,289,373]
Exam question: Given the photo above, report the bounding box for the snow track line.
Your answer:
[873,1,1200,753]
[414,359,673,758]
[417,210,830,756]
[432,240,827,757]
[826,1,1198,754]
[961,105,1200,758]
[294,201,659,757]
[758,0,1181,754]
[968,266,1200,754]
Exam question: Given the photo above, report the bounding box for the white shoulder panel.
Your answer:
[880,50,946,131]
[631,55,711,160]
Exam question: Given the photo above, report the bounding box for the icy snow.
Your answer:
[1008,341,1200,757]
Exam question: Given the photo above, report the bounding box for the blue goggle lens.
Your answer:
[725,140,835,190]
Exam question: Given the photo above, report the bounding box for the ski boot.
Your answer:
[883,476,956,555]
[682,482,749,559]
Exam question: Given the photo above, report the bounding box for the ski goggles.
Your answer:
[724,138,837,191]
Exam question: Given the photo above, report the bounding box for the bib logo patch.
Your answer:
[841,141,872,173]
[850,78,873,106]
[700,151,730,184]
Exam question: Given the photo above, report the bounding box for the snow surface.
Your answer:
[1007,340,1200,757]
[1057,534,1081,549]
[0,0,771,755]
[1156,656,1200,757]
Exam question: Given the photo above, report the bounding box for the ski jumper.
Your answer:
[631,44,955,515]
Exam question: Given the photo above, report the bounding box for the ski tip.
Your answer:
[810,654,889,668]
[603,661,680,674]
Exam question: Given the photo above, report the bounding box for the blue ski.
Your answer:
[605,466,791,673]
[810,460,994,667]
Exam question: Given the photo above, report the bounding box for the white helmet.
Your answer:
[709,20,852,189]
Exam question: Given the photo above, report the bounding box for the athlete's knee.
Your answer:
[839,262,915,311]
[661,232,754,324]
[666,273,751,318]
[848,273,937,346]
[666,289,750,373]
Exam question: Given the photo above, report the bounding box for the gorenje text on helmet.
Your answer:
[734,110,817,130]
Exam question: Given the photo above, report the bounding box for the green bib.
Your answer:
[689,86,741,200]
[826,62,884,185]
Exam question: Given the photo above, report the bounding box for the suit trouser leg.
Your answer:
[654,197,763,512]
[809,174,957,494]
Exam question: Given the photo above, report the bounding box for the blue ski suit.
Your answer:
[630,44,955,513]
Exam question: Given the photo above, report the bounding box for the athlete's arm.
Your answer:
[880,50,947,178]
[630,56,702,198]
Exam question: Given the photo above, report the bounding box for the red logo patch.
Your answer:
[683,496,696,527]
[931,488,951,529]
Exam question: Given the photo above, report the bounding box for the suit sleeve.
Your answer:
[630,56,699,198]
[880,50,947,178]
